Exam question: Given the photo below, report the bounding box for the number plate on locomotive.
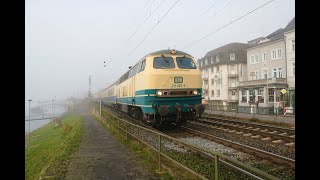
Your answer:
[174,77,183,83]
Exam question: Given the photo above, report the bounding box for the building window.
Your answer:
[255,71,259,80]
[292,63,295,76]
[250,55,254,64]
[249,89,255,102]
[211,67,214,73]
[263,70,268,79]
[271,49,282,60]
[262,51,267,61]
[278,67,282,78]
[204,80,208,85]
[241,90,247,102]
[258,88,264,103]
[211,79,214,85]
[255,54,259,63]
[268,88,274,102]
[230,65,234,71]
[211,90,214,97]
[277,49,282,58]
[211,57,214,64]
[216,55,219,62]
[205,59,208,65]
[231,90,236,96]
[273,68,277,78]
[291,39,295,52]
[271,50,276,60]
[230,53,235,60]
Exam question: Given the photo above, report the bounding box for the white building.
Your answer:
[198,43,249,110]
[238,17,295,114]
[284,18,295,111]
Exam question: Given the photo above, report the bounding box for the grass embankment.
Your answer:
[25,114,84,180]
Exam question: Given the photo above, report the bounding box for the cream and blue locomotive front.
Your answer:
[103,49,205,126]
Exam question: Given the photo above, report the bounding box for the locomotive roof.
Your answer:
[147,49,192,57]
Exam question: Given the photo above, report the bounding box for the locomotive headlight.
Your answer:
[157,90,163,96]
[193,90,198,95]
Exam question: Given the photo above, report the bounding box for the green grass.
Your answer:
[25,114,84,180]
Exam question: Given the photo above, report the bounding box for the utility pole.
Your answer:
[52,99,54,118]
[88,75,92,99]
[28,99,32,151]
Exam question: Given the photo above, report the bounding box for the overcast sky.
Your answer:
[25,0,295,104]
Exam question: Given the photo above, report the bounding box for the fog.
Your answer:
[25,0,295,104]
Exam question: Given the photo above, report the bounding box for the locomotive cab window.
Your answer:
[176,57,197,69]
[153,57,175,69]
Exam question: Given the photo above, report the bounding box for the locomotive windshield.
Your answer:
[176,57,197,69]
[153,57,175,69]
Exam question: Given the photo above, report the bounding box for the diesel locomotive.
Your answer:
[95,49,205,127]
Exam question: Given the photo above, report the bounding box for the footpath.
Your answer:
[203,110,295,127]
[65,104,159,180]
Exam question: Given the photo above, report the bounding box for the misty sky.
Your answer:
[25,0,295,104]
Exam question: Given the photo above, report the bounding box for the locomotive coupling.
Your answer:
[158,105,169,116]
[194,104,205,115]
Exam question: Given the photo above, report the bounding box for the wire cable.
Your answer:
[183,0,276,50]
[128,0,181,56]
[127,0,167,41]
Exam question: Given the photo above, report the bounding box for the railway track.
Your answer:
[169,126,295,169]
[196,116,295,146]
[99,104,295,170]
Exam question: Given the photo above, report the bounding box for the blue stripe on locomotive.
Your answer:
[115,89,202,114]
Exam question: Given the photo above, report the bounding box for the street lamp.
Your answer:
[28,99,32,151]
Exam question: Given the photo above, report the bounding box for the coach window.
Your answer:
[176,57,197,69]
[153,57,174,69]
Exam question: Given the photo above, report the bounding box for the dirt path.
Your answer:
[65,103,160,179]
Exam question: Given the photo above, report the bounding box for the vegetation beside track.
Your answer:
[25,114,84,180]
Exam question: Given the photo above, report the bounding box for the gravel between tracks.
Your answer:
[185,122,295,160]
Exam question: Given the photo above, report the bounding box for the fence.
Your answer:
[204,104,295,118]
[93,105,280,180]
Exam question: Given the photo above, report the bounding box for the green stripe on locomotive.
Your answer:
[116,89,202,114]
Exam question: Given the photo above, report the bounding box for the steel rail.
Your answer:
[180,126,295,169]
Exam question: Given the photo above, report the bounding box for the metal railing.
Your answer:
[238,78,286,87]
[93,106,280,180]
[204,104,295,120]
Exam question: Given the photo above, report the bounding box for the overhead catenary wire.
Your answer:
[127,0,167,41]
[128,0,181,56]
[183,0,276,50]
[200,1,216,16]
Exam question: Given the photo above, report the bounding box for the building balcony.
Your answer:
[228,73,238,78]
[228,96,238,102]
[202,73,209,79]
[238,78,287,88]
[228,86,238,89]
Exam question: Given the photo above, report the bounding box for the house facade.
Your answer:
[284,18,295,111]
[198,43,248,110]
[238,17,295,114]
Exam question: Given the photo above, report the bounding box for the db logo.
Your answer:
[174,77,183,83]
